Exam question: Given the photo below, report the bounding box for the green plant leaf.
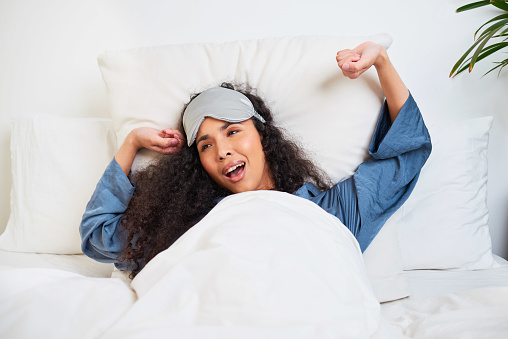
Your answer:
[475,18,508,41]
[452,1,508,77]
[455,42,508,75]
[450,37,486,77]
[481,59,507,77]
[470,28,502,71]
[457,0,491,13]
[455,58,474,75]
[498,60,508,75]
[474,14,508,39]
[491,0,508,12]
[492,27,508,38]
[481,41,508,54]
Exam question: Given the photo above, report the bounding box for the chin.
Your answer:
[229,185,254,194]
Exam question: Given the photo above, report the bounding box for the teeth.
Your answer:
[226,163,244,174]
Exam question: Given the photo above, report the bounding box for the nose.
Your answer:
[219,152,231,160]
[216,140,233,161]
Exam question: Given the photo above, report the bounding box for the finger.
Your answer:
[346,69,366,79]
[161,128,177,138]
[338,58,354,69]
[162,128,184,137]
[336,49,353,57]
[337,50,360,62]
[161,128,176,134]
[344,59,368,74]
[175,130,185,142]
[151,138,184,154]
[164,138,180,147]
[342,70,356,79]
[341,62,362,73]
[341,65,364,79]
[336,51,355,60]
[340,66,354,78]
[167,130,185,146]
[160,130,186,148]
[176,135,186,147]
[336,51,356,67]
[151,135,178,149]
[339,55,363,71]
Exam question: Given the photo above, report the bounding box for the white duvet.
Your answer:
[1,191,506,338]
[102,191,393,338]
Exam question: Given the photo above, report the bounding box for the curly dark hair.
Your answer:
[118,82,331,278]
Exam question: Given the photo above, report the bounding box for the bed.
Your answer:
[0,34,506,338]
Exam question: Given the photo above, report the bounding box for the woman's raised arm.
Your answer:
[336,42,408,123]
[115,127,185,175]
[80,126,184,269]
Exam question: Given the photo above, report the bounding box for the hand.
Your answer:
[128,127,185,155]
[336,42,386,79]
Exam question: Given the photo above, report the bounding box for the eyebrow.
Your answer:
[196,121,243,145]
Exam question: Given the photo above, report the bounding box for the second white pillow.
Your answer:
[397,117,495,270]
[0,116,117,254]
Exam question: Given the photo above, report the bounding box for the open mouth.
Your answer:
[225,162,245,179]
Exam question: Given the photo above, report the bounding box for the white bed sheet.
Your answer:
[0,249,114,278]
[382,255,508,306]
[382,255,508,317]
[380,255,508,338]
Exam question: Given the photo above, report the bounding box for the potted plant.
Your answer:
[450,0,508,77]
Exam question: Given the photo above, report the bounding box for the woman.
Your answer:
[80,42,431,278]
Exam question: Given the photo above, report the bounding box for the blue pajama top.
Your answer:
[80,93,431,271]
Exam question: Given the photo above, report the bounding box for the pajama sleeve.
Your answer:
[353,92,431,251]
[79,158,134,270]
[294,92,432,252]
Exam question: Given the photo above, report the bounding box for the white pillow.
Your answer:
[0,115,117,254]
[363,219,410,302]
[98,34,411,303]
[397,116,496,270]
[98,34,392,181]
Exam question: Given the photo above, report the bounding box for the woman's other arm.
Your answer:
[80,127,184,268]
[336,42,408,123]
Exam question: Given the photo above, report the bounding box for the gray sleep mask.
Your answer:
[183,87,266,146]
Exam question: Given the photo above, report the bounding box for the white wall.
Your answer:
[1,0,507,258]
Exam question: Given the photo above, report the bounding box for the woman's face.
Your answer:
[195,117,274,194]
